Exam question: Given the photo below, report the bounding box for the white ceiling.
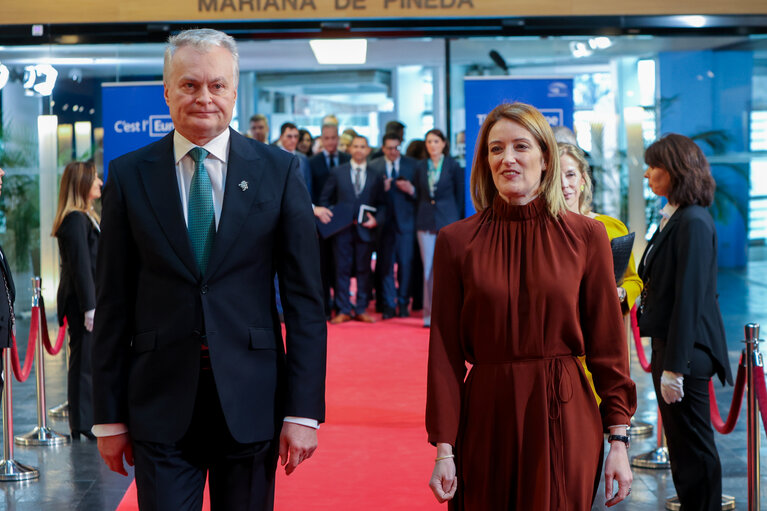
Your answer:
[0,34,754,78]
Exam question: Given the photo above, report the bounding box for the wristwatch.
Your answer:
[617,287,627,303]
[608,434,630,448]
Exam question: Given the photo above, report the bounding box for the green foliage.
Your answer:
[0,174,40,272]
[0,120,40,272]
[0,121,35,168]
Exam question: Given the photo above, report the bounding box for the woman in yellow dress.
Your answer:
[559,143,643,401]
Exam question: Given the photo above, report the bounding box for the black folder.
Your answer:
[316,202,354,239]
[610,232,635,284]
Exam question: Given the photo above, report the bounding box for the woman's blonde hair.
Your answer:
[558,143,593,215]
[51,161,99,236]
[470,102,566,217]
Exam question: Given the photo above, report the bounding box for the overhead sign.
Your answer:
[463,76,574,215]
[2,0,765,24]
[102,82,173,178]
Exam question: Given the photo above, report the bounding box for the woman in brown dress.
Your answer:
[426,103,636,510]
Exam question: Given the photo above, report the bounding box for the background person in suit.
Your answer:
[319,135,385,324]
[637,133,732,511]
[370,132,418,319]
[414,128,464,328]
[276,121,312,191]
[310,123,351,318]
[52,160,102,440]
[0,167,14,399]
[248,114,269,143]
[92,29,326,511]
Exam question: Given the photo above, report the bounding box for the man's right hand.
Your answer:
[97,432,134,476]
[314,206,333,224]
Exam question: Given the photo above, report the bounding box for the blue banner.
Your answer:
[102,82,173,179]
[463,77,574,215]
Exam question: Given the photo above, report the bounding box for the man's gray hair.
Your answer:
[163,28,239,85]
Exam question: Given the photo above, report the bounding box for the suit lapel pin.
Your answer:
[239,180,249,191]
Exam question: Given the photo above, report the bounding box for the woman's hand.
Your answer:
[429,457,457,502]
[604,441,632,507]
[429,443,457,503]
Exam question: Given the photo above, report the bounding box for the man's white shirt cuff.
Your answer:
[92,423,129,437]
[284,417,319,429]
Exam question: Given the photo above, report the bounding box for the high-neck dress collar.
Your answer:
[491,194,546,221]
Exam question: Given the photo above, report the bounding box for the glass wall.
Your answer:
[1,32,766,313]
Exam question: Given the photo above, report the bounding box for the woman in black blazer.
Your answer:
[52,161,102,440]
[637,134,733,510]
[414,128,464,328]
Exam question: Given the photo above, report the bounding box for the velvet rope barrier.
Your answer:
[708,354,746,434]
[38,296,67,356]
[753,367,767,434]
[630,307,652,373]
[10,307,38,382]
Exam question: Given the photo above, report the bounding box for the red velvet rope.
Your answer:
[630,307,652,373]
[708,354,746,434]
[10,307,38,382]
[38,296,67,355]
[753,366,767,435]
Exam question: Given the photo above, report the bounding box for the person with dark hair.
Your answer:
[414,128,463,328]
[406,139,427,161]
[297,129,313,157]
[370,120,406,160]
[52,160,103,440]
[0,168,15,403]
[369,132,418,318]
[637,133,732,511]
[278,122,311,189]
[426,103,635,509]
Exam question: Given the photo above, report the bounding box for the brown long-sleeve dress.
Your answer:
[426,196,637,510]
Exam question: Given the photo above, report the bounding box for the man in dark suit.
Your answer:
[369,133,417,319]
[319,135,385,324]
[0,167,15,397]
[92,29,326,511]
[309,123,350,318]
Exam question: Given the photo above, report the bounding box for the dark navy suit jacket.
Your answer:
[309,151,351,204]
[369,155,417,235]
[637,204,732,385]
[414,155,464,232]
[318,162,386,244]
[93,128,327,444]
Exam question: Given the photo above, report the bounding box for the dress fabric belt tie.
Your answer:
[547,357,573,511]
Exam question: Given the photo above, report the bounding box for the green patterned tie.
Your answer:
[187,147,215,275]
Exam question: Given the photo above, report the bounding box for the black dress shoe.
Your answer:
[382,308,396,320]
[71,430,97,441]
[397,307,410,318]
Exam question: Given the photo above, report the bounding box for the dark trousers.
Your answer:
[64,304,94,433]
[332,227,373,315]
[318,237,335,317]
[133,357,278,511]
[377,227,414,310]
[651,340,722,511]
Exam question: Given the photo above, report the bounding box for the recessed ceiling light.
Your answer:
[310,39,367,65]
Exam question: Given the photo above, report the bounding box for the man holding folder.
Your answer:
[319,135,385,324]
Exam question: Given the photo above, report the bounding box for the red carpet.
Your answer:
[116,313,443,510]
